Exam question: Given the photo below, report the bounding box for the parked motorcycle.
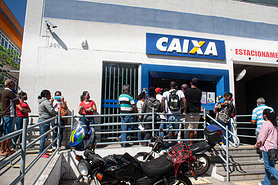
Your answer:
[70,116,195,185]
[134,124,223,176]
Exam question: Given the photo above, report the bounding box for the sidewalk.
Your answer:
[190,177,278,185]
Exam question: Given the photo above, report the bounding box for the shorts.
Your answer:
[185,115,201,130]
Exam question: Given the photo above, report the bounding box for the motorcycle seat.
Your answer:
[140,154,173,177]
[190,142,210,154]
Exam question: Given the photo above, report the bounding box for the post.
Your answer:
[20,118,28,185]
[203,109,206,140]
[152,107,155,137]
[58,110,61,151]
[226,125,229,182]
[70,110,74,151]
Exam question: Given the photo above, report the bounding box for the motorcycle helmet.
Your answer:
[69,121,96,151]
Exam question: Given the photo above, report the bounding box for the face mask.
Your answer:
[23,97,27,101]
[86,94,90,99]
[54,96,61,100]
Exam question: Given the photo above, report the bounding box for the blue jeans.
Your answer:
[167,115,180,134]
[12,117,29,148]
[2,117,15,135]
[120,116,134,146]
[261,150,278,185]
[218,119,234,145]
[159,120,165,138]
[39,119,55,154]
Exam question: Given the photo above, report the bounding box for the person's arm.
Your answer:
[61,97,68,110]
[45,101,57,116]
[15,104,27,112]
[182,97,187,113]
[25,103,31,113]
[162,97,166,113]
[251,109,257,125]
[255,122,268,148]
[78,105,84,115]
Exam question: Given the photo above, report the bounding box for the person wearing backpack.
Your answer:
[162,81,186,138]
[184,78,202,145]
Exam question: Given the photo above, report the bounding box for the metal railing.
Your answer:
[0,113,61,185]
[234,114,256,139]
[0,109,243,184]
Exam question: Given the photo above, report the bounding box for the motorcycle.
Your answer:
[134,124,223,176]
[71,117,195,185]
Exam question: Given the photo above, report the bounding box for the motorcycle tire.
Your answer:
[134,152,154,161]
[168,175,192,185]
[194,154,210,176]
[72,182,88,185]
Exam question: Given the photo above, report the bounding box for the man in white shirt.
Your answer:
[162,81,186,138]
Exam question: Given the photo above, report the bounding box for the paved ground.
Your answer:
[0,148,52,185]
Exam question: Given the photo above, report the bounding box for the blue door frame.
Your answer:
[141,64,230,110]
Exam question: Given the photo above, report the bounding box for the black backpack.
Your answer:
[168,90,180,111]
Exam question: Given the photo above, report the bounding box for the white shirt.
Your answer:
[163,89,185,114]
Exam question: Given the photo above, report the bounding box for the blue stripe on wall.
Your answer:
[44,0,278,41]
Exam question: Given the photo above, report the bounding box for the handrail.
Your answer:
[206,114,240,148]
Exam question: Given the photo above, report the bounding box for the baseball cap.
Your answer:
[155,87,163,93]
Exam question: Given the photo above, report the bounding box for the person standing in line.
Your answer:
[155,87,166,138]
[162,81,186,138]
[38,90,57,158]
[53,91,68,148]
[78,91,97,125]
[136,91,147,141]
[251,97,273,161]
[141,87,162,141]
[214,92,235,145]
[184,78,202,145]
[118,84,136,147]
[0,79,27,156]
[254,109,278,185]
[12,92,31,150]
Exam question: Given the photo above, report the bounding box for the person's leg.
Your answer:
[173,115,180,137]
[167,115,174,136]
[120,116,128,146]
[159,120,165,138]
[39,120,50,154]
[217,119,226,145]
[5,117,15,152]
[256,132,262,159]
[0,117,10,154]
[51,120,57,148]
[261,150,272,185]
[58,119,65,148]
[12,117,23,149]
[193,115,201,141]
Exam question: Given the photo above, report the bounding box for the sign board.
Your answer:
[146,33,226,60]
[201,91,207,104]
[207,92,215,103]
[233,48,278,64]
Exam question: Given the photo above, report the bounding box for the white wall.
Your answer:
[19,0,278,115]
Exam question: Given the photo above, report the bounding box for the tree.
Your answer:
[0,45,20,111]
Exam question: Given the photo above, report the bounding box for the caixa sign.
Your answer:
[146,33,226,60]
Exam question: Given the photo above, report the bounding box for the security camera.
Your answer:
[45,20,57,29]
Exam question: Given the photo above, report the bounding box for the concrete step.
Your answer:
[217,169,265,181]
[215,161,267,172]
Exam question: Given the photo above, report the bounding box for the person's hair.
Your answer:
[80,91,88,102]
[4,79,14,87]
[257,97,265,104]
[224,92,233,98]
[137,92,146,100]
[216,95,223,103]
[38,90,50,99]
[191,77,198,86]
[170,81,177,89]
[149,87,156,98]
[18,91,27,99]
[55,91,61,96]
[123,84,130,92]
[263,109,277,127]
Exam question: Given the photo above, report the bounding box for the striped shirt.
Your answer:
[252,104,273,133]
[118,92,135,114]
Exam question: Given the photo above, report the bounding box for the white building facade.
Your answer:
[20,0,278,117]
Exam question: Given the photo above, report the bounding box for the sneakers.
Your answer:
[258,158,264,162]
[258,182,262,185]
[41,153,50,158]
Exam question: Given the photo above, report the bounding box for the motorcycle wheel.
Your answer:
[194,154,210,176]
[72,182,88,185]
[168,175,192,185]
[134,152,154,161]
